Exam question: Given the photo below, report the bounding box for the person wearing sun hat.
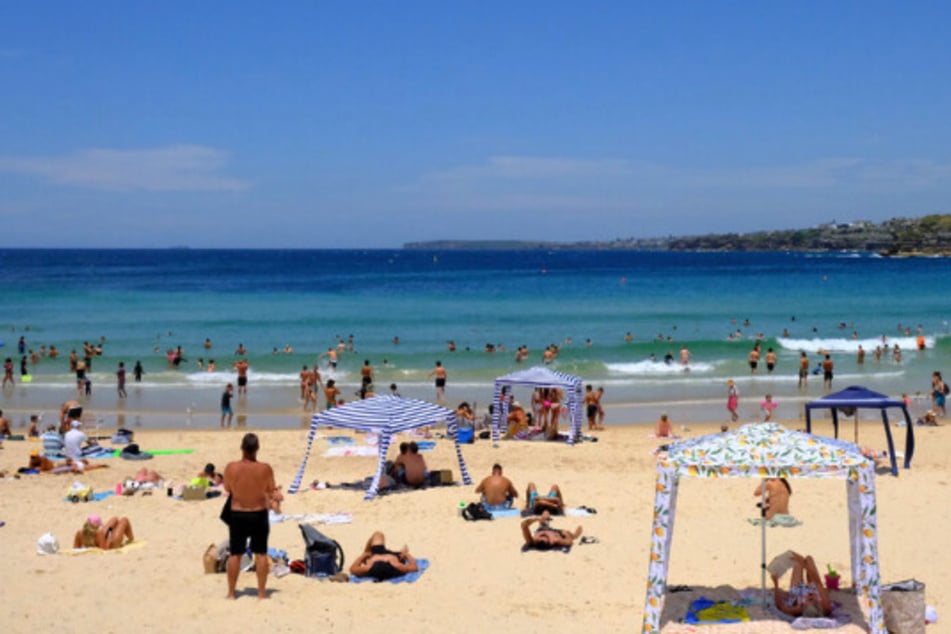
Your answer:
[73,515,134,550]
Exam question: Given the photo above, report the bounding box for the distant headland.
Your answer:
[403,214,951,256]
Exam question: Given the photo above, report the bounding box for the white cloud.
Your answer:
[0,145,248,192]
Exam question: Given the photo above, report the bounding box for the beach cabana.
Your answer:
[804,385,914,476]
[287,396,472,501]
[642,423,884,633]
[490,366,584,444]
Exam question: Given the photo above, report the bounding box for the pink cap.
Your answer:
[87,514,102,527]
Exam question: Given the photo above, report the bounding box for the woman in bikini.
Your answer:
[73,515,135,550]
[349,532,418,581]
[772,552,833,618]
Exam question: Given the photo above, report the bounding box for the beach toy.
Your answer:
[21,375,32,383]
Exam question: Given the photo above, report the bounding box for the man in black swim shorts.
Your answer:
[223,433,277,599]
[349,531,418,581]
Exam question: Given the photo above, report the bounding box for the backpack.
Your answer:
[299,524,345,577]
[943,383,950,396]
[462,502,494,521]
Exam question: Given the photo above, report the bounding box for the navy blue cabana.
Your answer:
[288,396,473,500]
[491,366,584,444]
[804,386,914,476]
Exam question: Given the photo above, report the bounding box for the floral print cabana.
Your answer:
[642,423,884,633]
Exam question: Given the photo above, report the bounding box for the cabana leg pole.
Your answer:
[761,479,768,607]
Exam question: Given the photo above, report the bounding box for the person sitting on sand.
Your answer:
[655,413,674,437]
[753,478,791,520]
[41,425,66,457]
[506,402,529,437]
[918,410,939,426]
[73,515,135,550]
[525,482,565,515]
[196,463,223,486]
[63,420,99,462]
[349,531,419,581]
[475,463,519,511]
[393,441,427,487]
[771,552,833,618]
[521,510,583,550]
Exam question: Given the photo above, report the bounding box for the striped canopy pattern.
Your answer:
[288,395,472,500]
[491,366,584,444]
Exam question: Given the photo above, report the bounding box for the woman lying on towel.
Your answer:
[772,552,833,618]
[27,451,105,474]
[521,510,583,550]
[349,532,418,581]
[73,515,135,550]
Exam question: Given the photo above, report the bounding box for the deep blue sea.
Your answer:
[1,249,948,427]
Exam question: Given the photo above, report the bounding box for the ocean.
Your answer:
[1,248,948,429]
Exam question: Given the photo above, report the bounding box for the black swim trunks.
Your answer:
[749,361,758,370]
[586,404,598,417]
[435,378,446,388]
[237,376,248,387]
[229,509,269,555]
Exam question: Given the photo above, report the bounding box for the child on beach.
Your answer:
[655,413,674,437]
[760,395,777,421]
[726,379,739,422]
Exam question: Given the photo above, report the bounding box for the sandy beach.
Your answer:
[0,413,945,633]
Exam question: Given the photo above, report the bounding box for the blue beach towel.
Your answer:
[350,558,430,584]
[63,491,115,503]
[489,508,522,519]
[326,436,355,445]
[415,441,436,451]
[682,597,750,624]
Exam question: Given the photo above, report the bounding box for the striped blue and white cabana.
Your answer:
[288,395,473,501]
[491,366,584,444]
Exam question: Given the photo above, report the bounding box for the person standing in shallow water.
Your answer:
[430,361,447,403]
[726,379,739,422]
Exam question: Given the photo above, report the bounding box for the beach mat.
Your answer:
[64,541,146,556]
[682,597,750,624]
[349,558,429,584]
[63,491,115,503]
[111,448,194,457]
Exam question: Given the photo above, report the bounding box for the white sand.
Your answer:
[0,416,945,633]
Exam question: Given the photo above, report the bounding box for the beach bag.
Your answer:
[66,482,93,503]
[881,579,925,634]
[299,524,345,577]
[203,541,230,573]
[462,502,493,521]
[36,532,59,555]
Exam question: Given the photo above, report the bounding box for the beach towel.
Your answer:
[489,508,522,519]
[349,558,430,584]
[64,491,115,503]
[110,448,194,457]
[415,441,436,451]
[522,543,571,554]
[269,511,353,525]
[748,514,803,527]
[767,602,852,629]
[326,436,355,445]
[682,597,750,624]
[64,541,147,555]
[322,446,378,458]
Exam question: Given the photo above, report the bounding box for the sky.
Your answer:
[1,2,950,248]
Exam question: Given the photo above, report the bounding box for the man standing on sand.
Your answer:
[224,433,277,599]
[233,358,249,396]
[430,361,447,403]
[221,383,234,427]
[475,463,519,511]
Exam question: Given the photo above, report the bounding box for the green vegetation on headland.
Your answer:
[403,214,951,256]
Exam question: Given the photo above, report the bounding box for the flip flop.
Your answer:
[579,536,599,545]
[581,506,598,514]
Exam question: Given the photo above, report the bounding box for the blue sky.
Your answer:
[1,2,949,247]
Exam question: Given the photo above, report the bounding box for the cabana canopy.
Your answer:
[491,366,583,444]
[643,423,884,633]
[804,385,913,476]
[288,396,472,500]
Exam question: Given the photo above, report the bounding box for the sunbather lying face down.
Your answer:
[521,511,583,550]
[349,532,418,581]
[771,552,832,618]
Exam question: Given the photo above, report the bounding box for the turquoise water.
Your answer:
[1,249,948,427]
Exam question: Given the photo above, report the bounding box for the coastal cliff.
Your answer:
[404,214,951,256]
